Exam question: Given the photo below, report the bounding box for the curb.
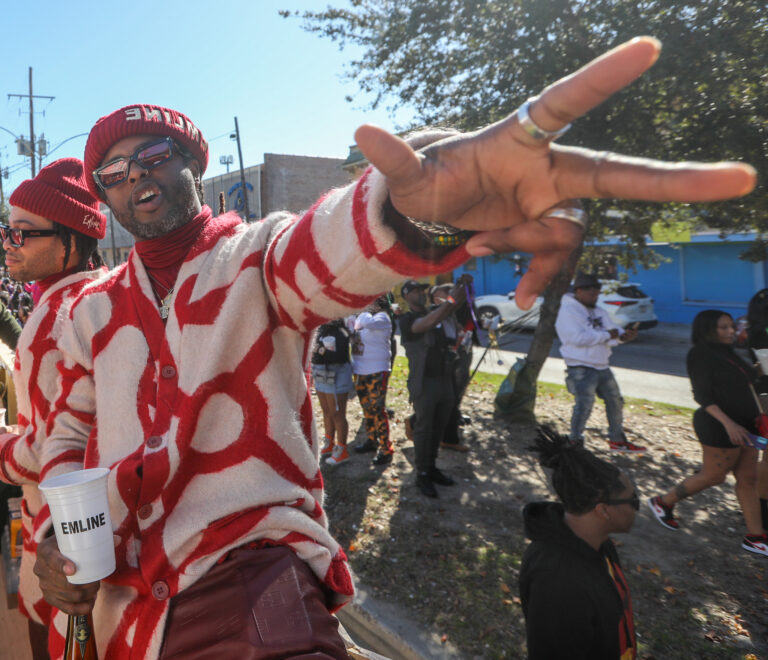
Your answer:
[337,584,463,660]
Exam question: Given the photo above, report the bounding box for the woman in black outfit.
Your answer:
[647,310,768,556]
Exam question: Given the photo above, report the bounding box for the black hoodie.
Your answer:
[519,502,636,660]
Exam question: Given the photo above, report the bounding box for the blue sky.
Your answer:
[0,0,414,196]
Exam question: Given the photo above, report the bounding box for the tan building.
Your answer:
[98,205,135,268]
[98,153,353,267]
[204,153,352,220]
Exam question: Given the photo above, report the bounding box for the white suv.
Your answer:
[598,280,657,330]
[473,279,657,330]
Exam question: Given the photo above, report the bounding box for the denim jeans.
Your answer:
[565,366,624,444]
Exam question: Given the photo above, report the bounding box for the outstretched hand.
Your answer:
[354,37,756,308]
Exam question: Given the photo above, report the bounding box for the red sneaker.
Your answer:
[609,439,647,453]
[647,496,679,531]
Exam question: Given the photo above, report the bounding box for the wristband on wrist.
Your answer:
[383,196,475,248]
[446,295,456,304]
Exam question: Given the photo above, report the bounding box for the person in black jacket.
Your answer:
[647,310,767,556]
[520,426,638,660]
[399,279,466,497]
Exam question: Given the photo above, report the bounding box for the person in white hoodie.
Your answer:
[555,272,646,453]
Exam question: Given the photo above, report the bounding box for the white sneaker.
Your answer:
[325,445,350,466]
[742,533,768,557]
[320,437,334,457]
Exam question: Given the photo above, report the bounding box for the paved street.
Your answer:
[398,322,698,409]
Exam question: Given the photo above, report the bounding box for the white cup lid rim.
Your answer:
[40,468,110,491]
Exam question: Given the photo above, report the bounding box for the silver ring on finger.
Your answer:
[516,97,571,142]
[543,207,587,228]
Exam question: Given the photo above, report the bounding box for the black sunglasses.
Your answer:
[604,491,640,511]
[92,137,179,190]
[0,224,58,248]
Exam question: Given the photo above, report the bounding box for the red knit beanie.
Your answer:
[83,104,209,197]
[9,158,107,239]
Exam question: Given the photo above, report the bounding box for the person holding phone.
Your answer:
[648,310,767,556]
[555,272,645,452]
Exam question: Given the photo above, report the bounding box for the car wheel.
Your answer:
[477,306,501,327]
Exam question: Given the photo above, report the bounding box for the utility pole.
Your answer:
[8,67,54,177]
[232,117,251,222]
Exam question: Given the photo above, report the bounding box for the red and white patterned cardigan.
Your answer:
[0,269,104,627]
[41,169,468,659]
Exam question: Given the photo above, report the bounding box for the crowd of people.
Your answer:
[0,270,37,350]
[310,275,476,495]
[0,35,759,660]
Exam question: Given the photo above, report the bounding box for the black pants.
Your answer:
[444,350,472,445]
[412,375,455,472]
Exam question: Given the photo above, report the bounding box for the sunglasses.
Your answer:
[0,224,58,248]
[92,137,179,190]
[603,491,640,510]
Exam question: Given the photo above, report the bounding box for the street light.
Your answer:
[219,154,233,173]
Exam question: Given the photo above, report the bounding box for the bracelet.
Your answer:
[446,295,456,305]
[407,216,475,246]
[383,196,475,249]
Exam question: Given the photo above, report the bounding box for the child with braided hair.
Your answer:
[520,426,638,659]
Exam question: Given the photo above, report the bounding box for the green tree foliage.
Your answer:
[285,0,766,265]
[287,1,766,416]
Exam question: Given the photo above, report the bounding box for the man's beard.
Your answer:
[113,172,200,240]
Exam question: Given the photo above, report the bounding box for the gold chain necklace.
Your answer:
[147,273,174,320]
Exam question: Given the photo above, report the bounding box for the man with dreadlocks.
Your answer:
[0,157,106,659]
[520,426,639,659]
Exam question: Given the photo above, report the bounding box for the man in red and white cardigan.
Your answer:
[0,158,107,659]
[34,38,756,660]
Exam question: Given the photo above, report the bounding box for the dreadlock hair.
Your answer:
[530,425,625,514]
[54,222,104,272]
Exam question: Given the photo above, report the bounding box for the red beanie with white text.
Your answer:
[83,104,209,198]
[9,158,107,239]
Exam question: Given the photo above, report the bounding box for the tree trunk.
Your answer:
[493,246,583,423]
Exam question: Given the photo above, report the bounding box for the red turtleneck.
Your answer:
[134,208,211,302]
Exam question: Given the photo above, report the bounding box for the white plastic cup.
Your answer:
[39,468,115,584]
[755,349,768,375]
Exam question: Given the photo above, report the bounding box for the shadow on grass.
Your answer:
[319,361,767,659]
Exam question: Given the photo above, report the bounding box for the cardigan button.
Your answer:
[152,581,170,600]
[146,436,162,449]
[137,504,153,520]
[161,365,176,379]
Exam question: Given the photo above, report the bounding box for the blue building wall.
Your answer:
[454,236,768,325]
